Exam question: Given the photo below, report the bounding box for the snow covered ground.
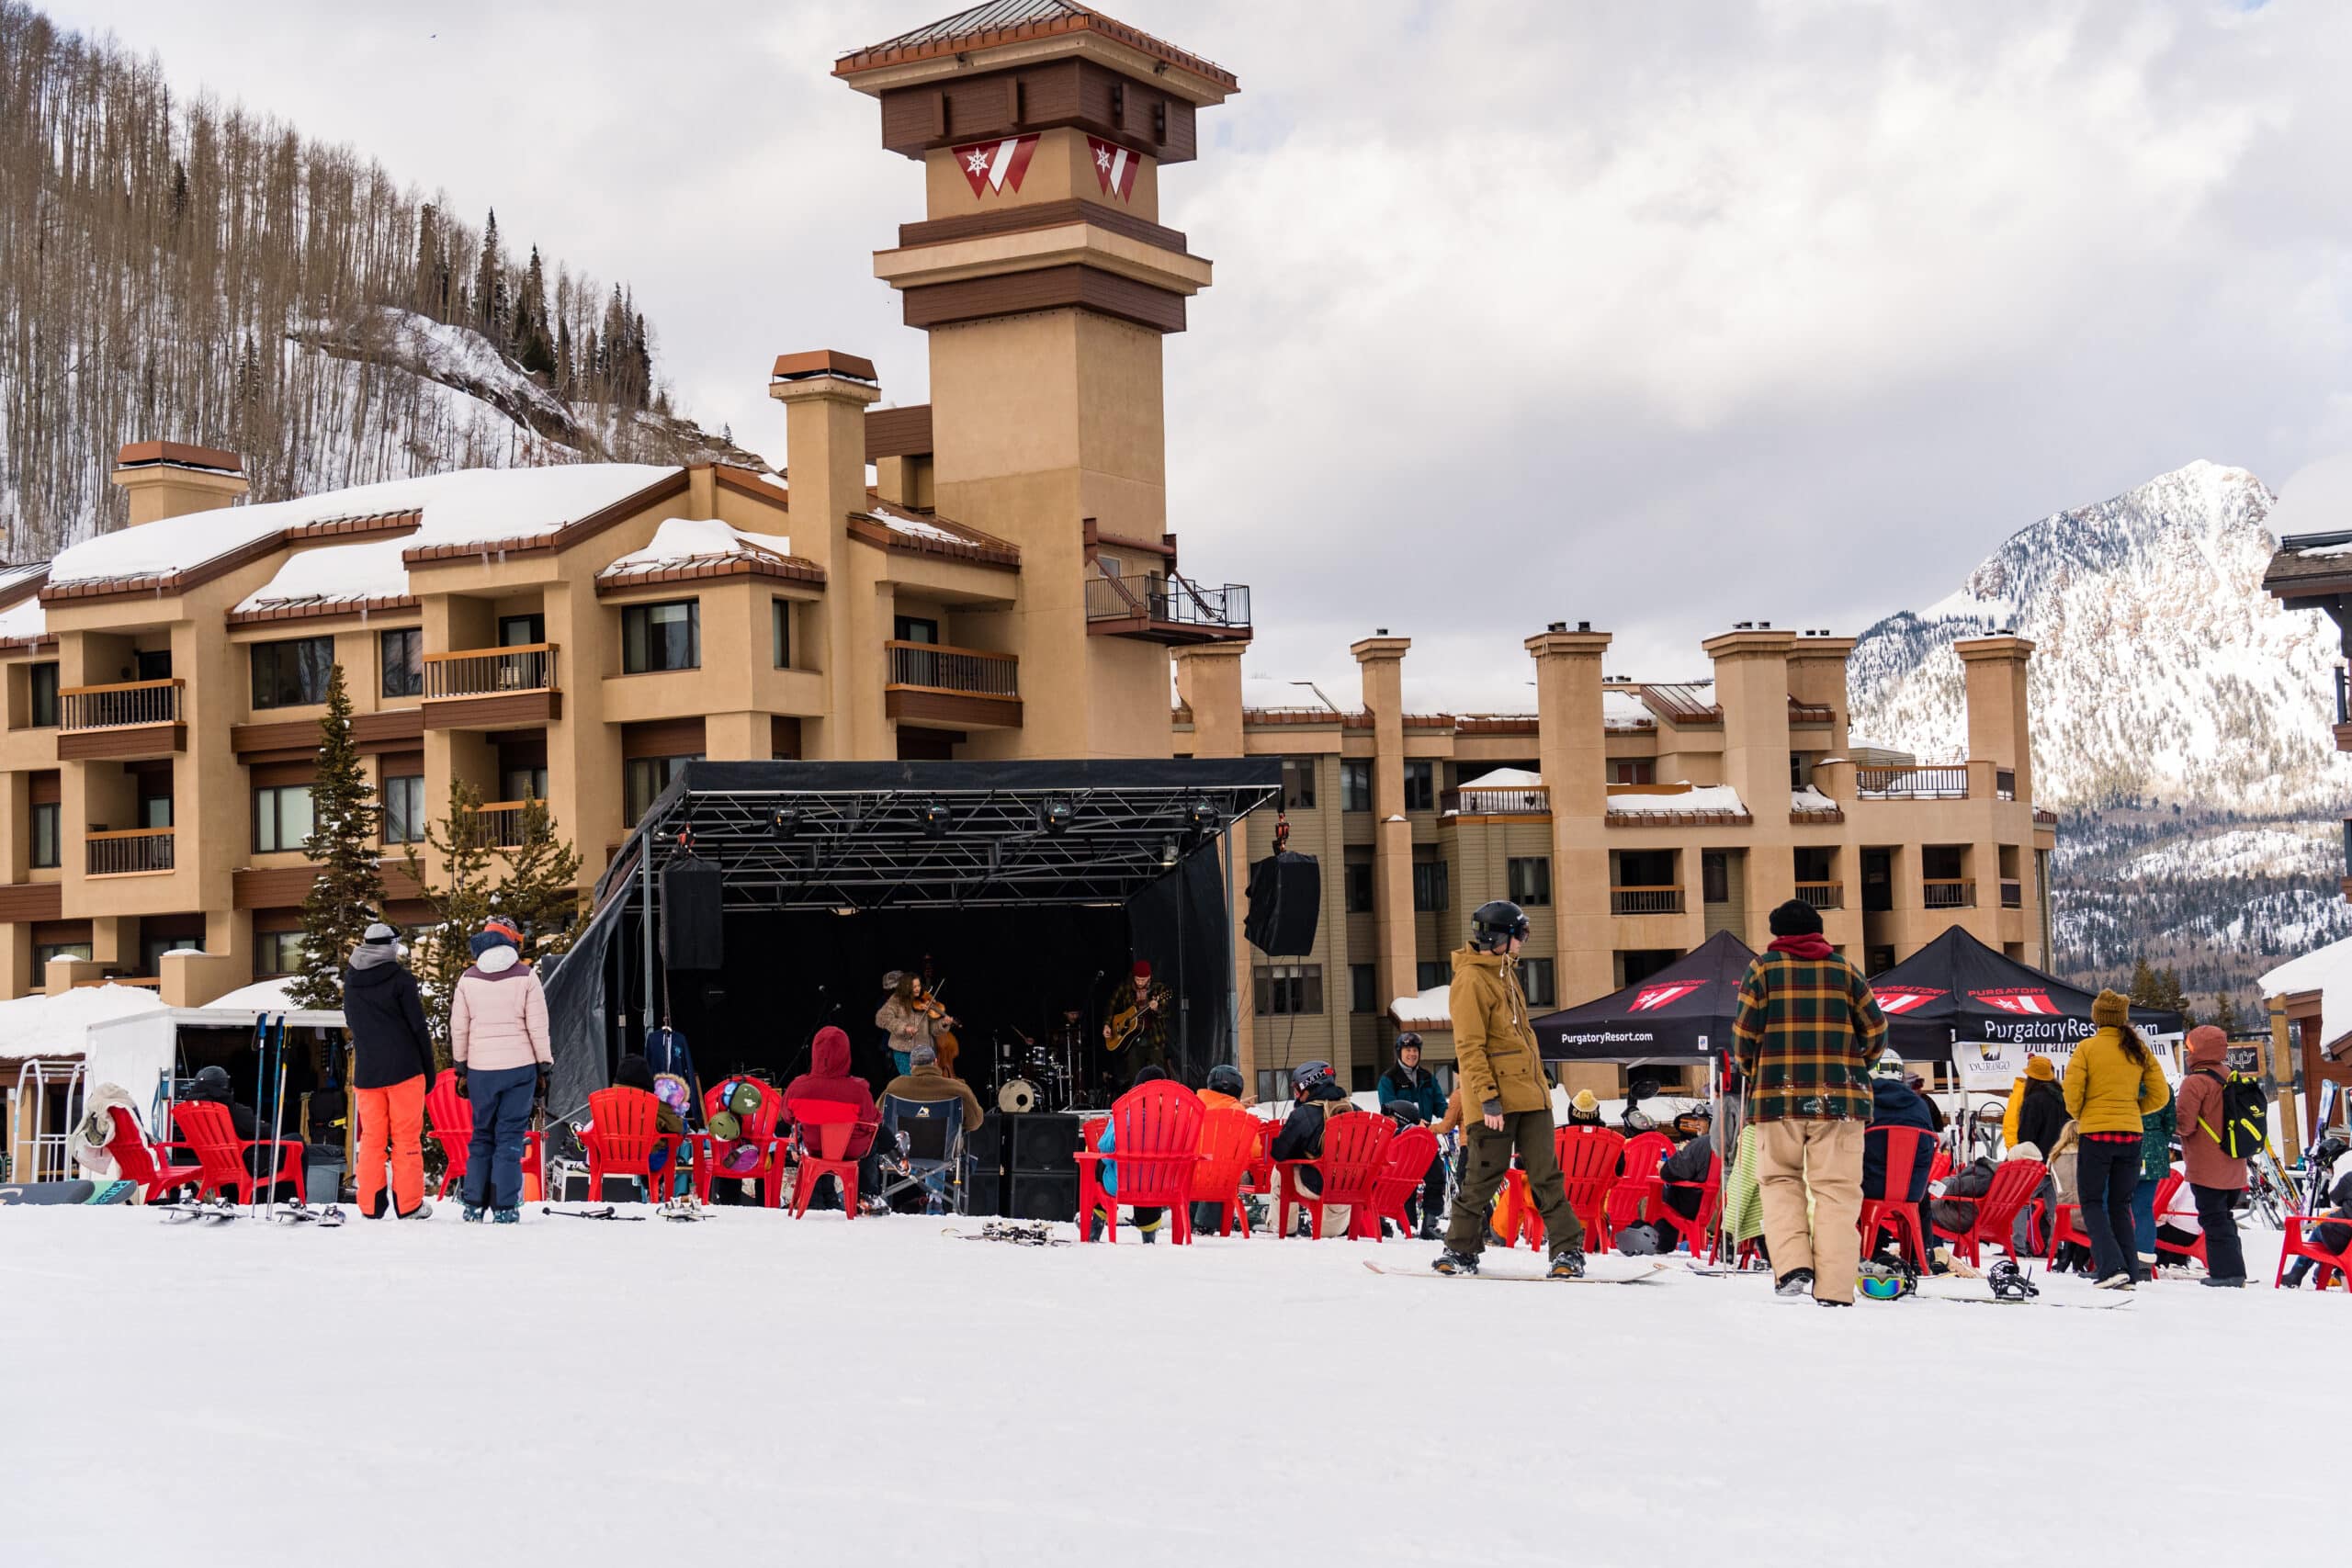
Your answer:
[0,1206,2324,1567]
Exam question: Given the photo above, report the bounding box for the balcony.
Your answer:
[1611,885,1684,916]
[1924,878,1976,910]
[87,827,175,876]
[470,800,532,849]
[1084,574,1252,645]
[1796,880,1844,910]
[1856,765,1968,799]
[58,678,185,761]
[1443,784,1550,817]
[423,645,562,730]
[885,641,1022,731]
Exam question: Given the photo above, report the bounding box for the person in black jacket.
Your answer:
[1863,1050,1937,1202]
[1374,1034,1448,1237]
[1271,1061,1356,1235]
[343,922,437,1219]
[2012,1063,2069,1156]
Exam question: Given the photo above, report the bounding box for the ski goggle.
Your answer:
[1860,1274,1904,1301]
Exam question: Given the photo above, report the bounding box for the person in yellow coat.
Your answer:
[2063,990,2171,1289]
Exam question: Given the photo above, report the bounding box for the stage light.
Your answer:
[770,807,800,838]
[1186,799,1221,833]
[1159,836,1180,869]
[922,800,953,837]
[1040,797,1075,834]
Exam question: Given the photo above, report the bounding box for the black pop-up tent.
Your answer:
[1532,930,1759,1066]
[1868,925,2182,1056]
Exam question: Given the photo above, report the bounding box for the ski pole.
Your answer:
[264,1015,289,1222]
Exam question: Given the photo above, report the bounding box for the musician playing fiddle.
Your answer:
[876,969,956,1077]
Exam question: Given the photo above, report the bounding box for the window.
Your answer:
[626,754,702,825]
[1611,760,1656,785]
[254,929,305,977]
[1403,760,1434,813]
[1790,751,1807,789]
[1340,760,1372,812]
[253,784,314,853]
[379,629,424,698]
[141,935,199,974]
[499,614,545,648]
[135,649,172,681]
[1520,957,1555,1009]
[34,942,90,967]
[622,600,700,674]
[500,767,548,802]
[1351,964,1376,1014]
[28,662,57,728]
[894,615,939,645]
[29,802,60,868]
[250,637,334,709]
[381,774,424,844]
[1344,861,1374,914]
[1702,852,1729,904]
[1252,963,1323,1016]
[772,599,792,669]
[1412,857,1449,912]
[1509,856,1552,908]
[1281,757,1317,810]
[139,794,173,829]
[1417,959,1448,991]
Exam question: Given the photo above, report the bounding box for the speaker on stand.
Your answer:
[1245,851,1321,957]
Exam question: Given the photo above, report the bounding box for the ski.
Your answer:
[944,1221,1073,1247]
[538,1205,646,1222]
[156,1200,240,1224]
[656,1197,707,1223]
[1364,1258,1670,1286]
[267,1203,346,1227]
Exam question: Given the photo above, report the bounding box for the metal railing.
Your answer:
[2000,878,2023,908]
[1923,878,1976,909]
[1855,765,1969,799]
[1084,573,1251,632]
[2337,665,2348,726]
[470,801,532,848]
[1611,885,1684,916]
[87,827,175,875]
[1443,784,1549,816]
[60,677,182,730]
[1796,880,1844,910]
[10,1058,83,1184]
[424,643,559,699]
[886,640,1019,698]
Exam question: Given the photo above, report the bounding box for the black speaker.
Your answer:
[1011,1111,1083,1173]
[1245,851,1321,957]
[1009,1171,1078,1222]
[661,852,725,971]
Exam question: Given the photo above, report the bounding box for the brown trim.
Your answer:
[0,882,62,922]
[897,197,1187,254]
[1605,810,1755,828]
[232,866,316,909]
[901,264,1185,335]
[56,722,184,761]
[1790,807,1847,824]
[286,511,421,542]
[251,906,306,933]
[771,350,879,383]
[230,708,421,761]
[865,404,935,461]
[1082,517,1176,559]
[0,636,59,654]
[621,716,707,761]
[421,691,562,730]
[251,761,317,788]
[847,511,1022,569]
[116,440,242,473]
[30,919,91,945]
[596,554,827,595]
[401,468,692,565]
[836,11,1238,94]
[378,750,424,777]
[226,594,420,627]
[28,770,60,806]
[771,715,803,760]
[886,688,1023,730]
[0,566,49,611]
[140,911,205,942]
[711,465,788,508]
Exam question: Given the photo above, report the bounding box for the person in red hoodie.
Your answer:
[782,1025,881,1212]
[2172,1024,2249,1287]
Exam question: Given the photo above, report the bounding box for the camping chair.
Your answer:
[579,1087,682,1203]
[424,1070,546,1201]
[1189,1108,1263,1237]
[870,1094,968,1214]
[1522,1126,1626,1253]
[695,1076,787,1207]
[1077,1081,1207,1243]
[1930,1158,2047,1266]
[1368,1125,1442,1239]
[107,1105,201,1202]
[1605,1132,1675,1232]
[1276,1110,1393,1241]
[170,1100,305,1205]
[784,1099,865,1218]
[1858,1125,1937,1269]
[2273,1215,2352,1290]
[1657,1150,1724,1261]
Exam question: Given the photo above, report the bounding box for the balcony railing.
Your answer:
[1856,765,1969,799]
[470,801,532,849]
[1611,885,1684,916]
[2337,665,2348,726]
[886,640,1019,698]
[87,827,175,875]
[424,644,559,699]
[1796,880,1844,910]
[1443,784,1550,816]
[1083,573,1251,635]
[2000,878,2023,909]
[61,678,182,730]
[1923,878,1976,909]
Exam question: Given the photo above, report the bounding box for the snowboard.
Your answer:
[86,1179,137,1205]
[1918,1292,2133,1312]
[0,1179,96,1206]
[1363,1258,1670,1286]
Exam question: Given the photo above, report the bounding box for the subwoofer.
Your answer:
[1245,851,1321,957]
[1008,1171,1079,1223]
[660,852,724,971]
[1010,1112,1083,1173]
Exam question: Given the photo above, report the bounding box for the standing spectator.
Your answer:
[2172,1025,2249,1287]
[2132,1090,2178,1281]
[2062,990,2171,1289]
[450,917,550,1224]
[1732,898,1887,1306]
[1376,1032,1448,1239]
[2009,1055,2068,1155]
[342,922,435,1220]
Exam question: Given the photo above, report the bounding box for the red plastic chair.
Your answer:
[170,1100,305,1204]
[1077,1081,1208,1243]
[1858,1124,1937,1268]
[1523,1126,1625,1252]
[2274,1214,2352,1290]
[697,1077,789,1207]
[424,1069,546,1200]
[107,1105,201,1202]
[1928,1148,1954,1184]
[1189,1108,1263,1237]
[785,1099,865,1218]
[1276,1110,1394,1240]
[1240,1118,1277,1208]
[580,1087,682,1203]
[2048,1172,2208,1269]
[1369,1125,1442,1237]
[1930,1158,2047,1266]
[1605,1131,1674,1232]
[1657,1150,1724,1261]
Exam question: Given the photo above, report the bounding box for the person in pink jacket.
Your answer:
[451,917,551,1224]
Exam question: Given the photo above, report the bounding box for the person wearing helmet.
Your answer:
[1434,898,1585,1279]
[1270,1060,1358,1234]
[1376,1033,1448,1239]
[1199,1063,1250,1112]
[187,1066,302,1201]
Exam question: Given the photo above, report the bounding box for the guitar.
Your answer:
[1103,987,1163,1053]
[915,959,960,1079]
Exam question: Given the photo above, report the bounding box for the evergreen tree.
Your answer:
[2128,957,2158,1007]
[2158,965,2188,1016]
[515,245,555,377]
[291,665,385,1010]
[402,778,495,1051]
[492,798,584,960]
[473,208,505,341]
[2211,990,2241,1035]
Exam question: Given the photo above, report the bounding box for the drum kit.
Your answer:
[989,1024,1083,1115]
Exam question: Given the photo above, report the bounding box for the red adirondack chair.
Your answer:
[785,1099,865,1218]
[1858,1124,1937,1268]
[580,1087,682,1203]
[1605,1131,1675,1232]
[1077,1081,1208,1243]
[424,1069,546,1200]
[2274,1213,2352,1290]
[2048,1173,2209,1269]
[1240,1117,1277,1209]
[107,1105,201,1203]
[1928,1148,1954,1183]
[1521,1126,1625,1252]
[1657,1149,1723,1261]
[1368,1125,1442,1238]
[1189,1108,1262,1237]
[171,1100,305,1204]
[1276,1109,1394,1240]
[696,1077,788,1207]
[1930,1157,2047,1266]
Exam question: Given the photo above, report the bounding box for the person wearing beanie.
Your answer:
[342,921,435,1219]
[1375,1032,1449,1237]
[1733,897,1887,1305]
[2001,1053,2059,1148]
[1566,1088,1604,1126]
[2063,988,2171,1288]
[878,1036,985,1147]
[2172,1024,2249,1286]
[1102,956,1172,1086]
[450,916,550,1223]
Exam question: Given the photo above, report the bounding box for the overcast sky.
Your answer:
[42,0,2352,710]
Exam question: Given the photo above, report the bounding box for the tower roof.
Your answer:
[835,0,1237,93]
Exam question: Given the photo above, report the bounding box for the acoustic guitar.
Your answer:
[1103,990,1161,1053]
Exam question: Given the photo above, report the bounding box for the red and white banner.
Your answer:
[1971,988,2059,1016]
[1086,136,1140,201]
[1629,981,1705,1013]
[953,135,1039,198]
[1873,987,1945,1016]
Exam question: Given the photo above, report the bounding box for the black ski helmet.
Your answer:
[1395,1032,1423,1056]
[1206,1064,1245,1097]
[193,1065,232,1101]
[1469,899,1528,952]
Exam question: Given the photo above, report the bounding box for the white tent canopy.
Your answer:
[0,979,346,1117]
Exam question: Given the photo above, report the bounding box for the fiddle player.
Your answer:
[877,969,955,1077]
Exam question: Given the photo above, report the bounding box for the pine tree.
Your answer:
[2128,957,2158,1007]
[473,208,505,341]
[492,799,584,960]
[2158,965,2188,1015]
[515,244,555,377]
[402,779,495,1051]
[2212,990,2241,1035]
[291,665,385,1010]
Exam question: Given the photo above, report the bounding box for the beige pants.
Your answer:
[1756,1119,1864,1303]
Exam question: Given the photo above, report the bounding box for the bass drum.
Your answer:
[997,1077,1040,1115]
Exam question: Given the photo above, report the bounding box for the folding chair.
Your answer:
[870,1094,969,1214]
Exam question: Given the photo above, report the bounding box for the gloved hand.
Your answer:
[536,1064,552,1100]
[453,1065,469,1096]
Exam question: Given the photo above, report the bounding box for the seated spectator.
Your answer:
[785,1024,884,1212]
[188,1064,309,1201]
[609,1052,688,1186]
[877,1041,982,1129]
[2283,1167,2352,1288]
[1094,1065,1170,1241]
[1199,1063,1249,1113]
[1271,1060,1355,1234]
[1659,1131,1715,1226]
[1863,1048,1936,1203]
[1565,1089,1604,1127]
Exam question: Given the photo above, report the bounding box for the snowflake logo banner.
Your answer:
[954,135,1039,198]
[1086,136,1140,201]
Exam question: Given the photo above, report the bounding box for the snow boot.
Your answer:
[462,1203,486,1224]
[397,1200,433,1221]
[1774,1267,1815,1299]
[1417,1217,1442,1242]
[2093,1272,2134,1291]
[1430,1249,1480,1276]
[1547,1250,1586,1280]
[492,1206,521,1224]
[1816,1297,1852,1308]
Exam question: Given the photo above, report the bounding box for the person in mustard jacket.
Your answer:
[2062,990,2171,1289]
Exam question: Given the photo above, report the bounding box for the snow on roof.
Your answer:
[1459,767,1541,789]
[1389,985,1453,1028]
[2260,934,2352,1051]
[0,561,47,595]
[2267,452,2352,554]
[0,983,168,1059]
[871,505,967,544]
[596,516,794,579]
[1607,784,1747,815]
[1601,689,1654,729]
[0,595,45,644]
[1792,785,1838,811]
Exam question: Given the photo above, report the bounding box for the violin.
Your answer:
[914,964,960,1079]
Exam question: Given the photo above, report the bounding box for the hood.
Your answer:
[1452,945,1500,977]
[811,1025,852,1077]
[349,942,401,972]
[345,956,401,987]
[1768,933,1836,961]
[2186,1025,2228,1072]
[2023,1076,2064,1102]
[473,943,520,975]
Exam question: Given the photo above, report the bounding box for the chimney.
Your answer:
[769,351,881,757]
[110,441,247,527]
[1955,635,2037,801]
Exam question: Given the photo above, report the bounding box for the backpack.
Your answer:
[2195,1068,2269,1161]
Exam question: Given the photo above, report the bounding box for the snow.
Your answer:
[1791,784,1838,811]
[1458,766,1541,789]
[2268,450,2352,549]
[0,1207,2317,1568]
[0,593,44,642]
[870,504,967,544]
[2260,932,2352,1051]
[1607,784,1747,815]
[597,515,793,576]
[0,982,165,1059]
[1389,983,1453,1027]
[1601,687,1652,729]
